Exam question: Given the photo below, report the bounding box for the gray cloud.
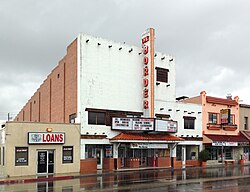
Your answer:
[1,0,250,120]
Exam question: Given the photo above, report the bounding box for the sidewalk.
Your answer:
[0,164,248,185]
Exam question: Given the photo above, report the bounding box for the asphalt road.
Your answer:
[2,166,250,191]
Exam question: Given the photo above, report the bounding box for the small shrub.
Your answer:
[198,149,210,162]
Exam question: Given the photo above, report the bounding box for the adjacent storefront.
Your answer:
[203,134,249,162]
[0,122,80,177]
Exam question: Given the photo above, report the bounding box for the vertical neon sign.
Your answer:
[142,28,155,118]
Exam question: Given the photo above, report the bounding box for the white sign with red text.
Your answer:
[142,28,155,118]
[28,132,65,144]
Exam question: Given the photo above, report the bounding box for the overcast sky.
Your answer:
[1,0,250,120]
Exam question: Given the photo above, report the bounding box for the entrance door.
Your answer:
[96,148,103,169]
[37,150,54,174]
[118,147,126,167]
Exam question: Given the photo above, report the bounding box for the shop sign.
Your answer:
[130,143,168,149]
[28,132,65,144]
[112,117,154,131]
[212,141,238,146]
[132,118,154,131]
[142,28,155,118]
[105,146,113,157]
[112,118,133,130]
[155,119,178,133]
[238,142,249,146]
[220,109,231,124]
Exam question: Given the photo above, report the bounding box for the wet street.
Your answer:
[2,166,250,191]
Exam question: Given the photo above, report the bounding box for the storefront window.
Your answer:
[225,147,232,159]
[176,145,182,161]
[15,147,28,166]
[210,147,217,160]
[63,146,73,163]
[186,146,199,160]
[85,145,95,158]
[3,147,4,166]
[104,145,113,158]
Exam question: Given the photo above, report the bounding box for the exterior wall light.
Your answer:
[46,128,53,132]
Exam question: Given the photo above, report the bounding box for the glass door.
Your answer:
[37,151,47,174]
[37,150,54,174]
[48,150,54,174]
[96,148,103,169]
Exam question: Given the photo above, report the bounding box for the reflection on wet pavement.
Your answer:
[2,166,250,191]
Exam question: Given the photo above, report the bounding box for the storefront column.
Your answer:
[170,144,177,168]
[81,144,86,159]
[171,144,177,157]
[113,143,118,158]
[182,145,186,168]
[113,143,121,169]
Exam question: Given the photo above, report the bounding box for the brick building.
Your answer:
[15,28,203,172]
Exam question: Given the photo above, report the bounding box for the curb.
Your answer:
[0,175,74,185]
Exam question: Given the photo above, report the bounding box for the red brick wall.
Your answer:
[39,79,51,122]
[80,158,97,174]
[186,160,200,167]
[156,157,171,167]
[64,40,78,123]
[103,158,114,171]
[14,39,78,123]
[172,157,182,169]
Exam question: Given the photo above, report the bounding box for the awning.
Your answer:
[110,132,183,143]
[204,134,249,146]
[240,131,250,140]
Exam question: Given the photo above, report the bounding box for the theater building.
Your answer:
[15,28,202,172]
[0,122,80,177]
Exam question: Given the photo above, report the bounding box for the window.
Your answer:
[176,145,182,161]
[230,114,235,124]
[244,117,248,130]
[2,147,4,166]
[85,145,95,158]
[156,67,169,83]
[209,113,218,124]
[88,112,105,125]
[62,146,73,163]
[69,113,77,124]
[15,147,28,166]
[186,146,199,160]
[184,116,195,129]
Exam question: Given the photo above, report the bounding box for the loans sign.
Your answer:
[28,132,65,144]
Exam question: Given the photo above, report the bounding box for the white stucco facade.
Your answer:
[75,31,202,168]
